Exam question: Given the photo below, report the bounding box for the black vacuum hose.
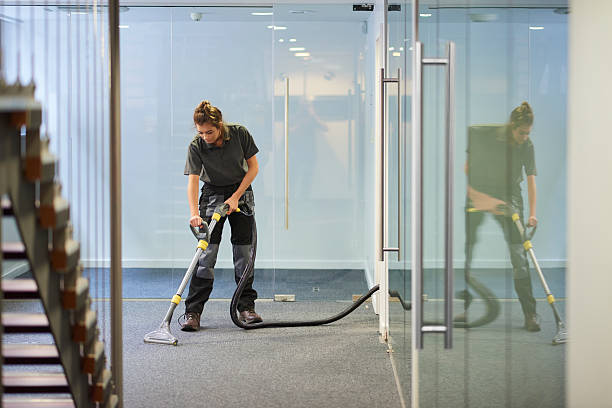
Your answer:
[229,218,383,329]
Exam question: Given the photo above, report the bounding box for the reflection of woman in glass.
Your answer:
[181,100,262,331]
[463,102,540,332]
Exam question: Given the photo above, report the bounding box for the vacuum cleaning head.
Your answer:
[552,322,568,345]
[144,321,178,346]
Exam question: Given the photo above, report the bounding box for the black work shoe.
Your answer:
[180,312,201,332]
[239,310,263,324]
[524,314,541,332]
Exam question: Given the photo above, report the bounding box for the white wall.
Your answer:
[568,1,612,406]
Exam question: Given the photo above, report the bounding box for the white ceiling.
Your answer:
[1,1,570,24]
[6,0,569,8]
[119,0,568,5]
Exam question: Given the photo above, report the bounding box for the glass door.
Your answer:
[386,0,413,403]
[271,4,370,305]
[119,6,276,300]
[412,4,568,407]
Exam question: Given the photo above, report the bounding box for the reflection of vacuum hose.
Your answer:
[451,275,500,328]
[388,290,412,311]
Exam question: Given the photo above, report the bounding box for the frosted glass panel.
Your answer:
[272,4,370,301]
[119,7,274,297]
[1,5,111,289]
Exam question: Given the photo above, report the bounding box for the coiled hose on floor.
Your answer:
[229,215,383,329]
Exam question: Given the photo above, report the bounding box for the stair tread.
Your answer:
[3,371,68,388]
[2,397,75,408]
[2,313,50,332]
[1,197,13,215]
[3,372,70,394]
[2,242,27,259]
[2,279,39,299]
[3,344,59,360]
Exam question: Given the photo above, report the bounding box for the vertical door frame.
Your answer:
[373,0,390,341]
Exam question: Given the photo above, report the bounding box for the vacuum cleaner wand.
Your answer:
[144,217,212,345]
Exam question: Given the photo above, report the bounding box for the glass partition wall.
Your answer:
[120,5,371,307]
[271,4,370,303]
[397,4,568,407]
[387,0,412,399]
[120,7,276,301]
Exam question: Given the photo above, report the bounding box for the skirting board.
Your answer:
[80,258,567,269]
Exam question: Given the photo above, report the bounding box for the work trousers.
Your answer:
[464,195,537,318]
[184,183,257,315]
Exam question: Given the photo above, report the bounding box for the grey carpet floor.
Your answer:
[3,299,402,408]
[3,297,566,408]
[125,300,400,408]
[389,299,566,408]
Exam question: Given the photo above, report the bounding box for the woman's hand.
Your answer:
[470,194,507,215]
[224,195,239,215]
[467,186,506,215]
[189,215,203,227]
[527,215,538,227]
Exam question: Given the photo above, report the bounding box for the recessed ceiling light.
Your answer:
[529,26,544,30]
[392,52,401,57]
[289,38,297,42]
[279,39,285,43]
[251,12,273,16]
[295,52,310,57]
[289,47,305,51]
[119,25,129,28]
[420,13,432,17]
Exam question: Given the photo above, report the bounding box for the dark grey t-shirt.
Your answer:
[184,123,259,186]
[467,124,536,200]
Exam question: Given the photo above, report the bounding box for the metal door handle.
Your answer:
[379,67,401,261]
[413,41,456,349]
